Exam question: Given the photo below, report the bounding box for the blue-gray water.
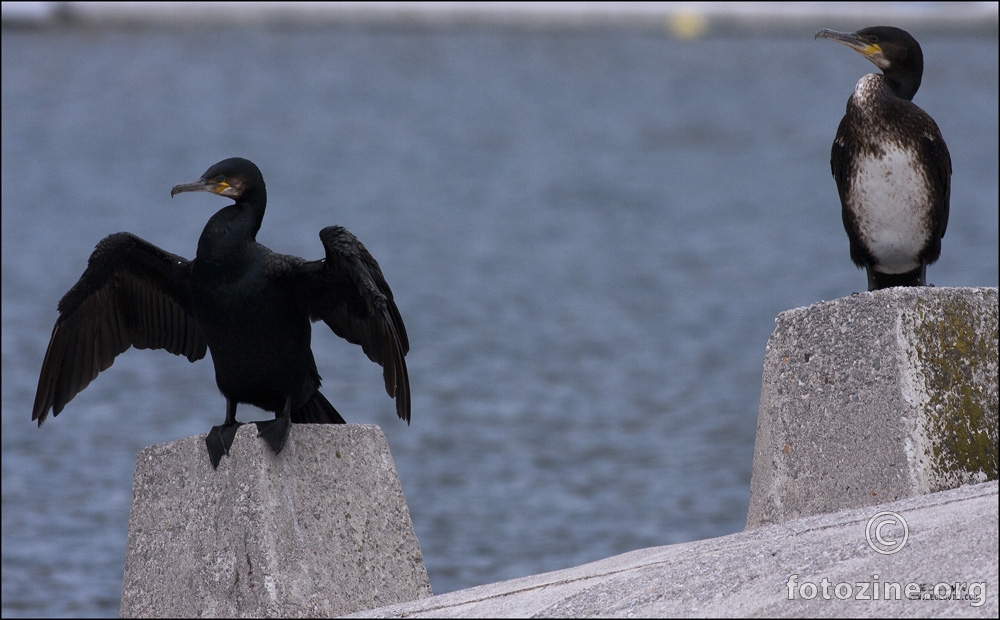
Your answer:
[2,23,997,618]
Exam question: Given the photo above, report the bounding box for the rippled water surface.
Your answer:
[2,23,997,617]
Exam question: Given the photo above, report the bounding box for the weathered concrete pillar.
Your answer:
[120,424,432,617]
[747,287,998,529]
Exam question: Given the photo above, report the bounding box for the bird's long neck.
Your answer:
[883,60,922,101]
[196,190,266,266]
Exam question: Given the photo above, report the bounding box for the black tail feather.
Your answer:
[291,391,346,424]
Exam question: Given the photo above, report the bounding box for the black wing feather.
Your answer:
[308,226,410,423]
[921,127,951,242]
[32,232,207,424]
[830,114,875,270]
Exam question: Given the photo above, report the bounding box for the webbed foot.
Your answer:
[206,421,244,469]
[255,415,292,455]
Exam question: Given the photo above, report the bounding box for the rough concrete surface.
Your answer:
[747,287,998,529]
[120,424,432,618]
[349,481,997,618]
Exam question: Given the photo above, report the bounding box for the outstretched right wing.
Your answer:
[32,232,207,424]
[306,226,410,424]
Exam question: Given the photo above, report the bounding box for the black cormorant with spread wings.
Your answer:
[32,157,409,468]
[815,26,951,290]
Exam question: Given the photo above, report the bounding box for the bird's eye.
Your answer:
[869,35,879,43]
[214,175,225,182]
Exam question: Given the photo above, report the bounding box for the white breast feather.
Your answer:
[849,145,930,274]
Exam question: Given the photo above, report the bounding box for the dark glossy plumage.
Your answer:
[816,26,951,290]
[32,157,409,468]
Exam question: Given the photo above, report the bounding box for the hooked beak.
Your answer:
[815,29,887,68]
[170,178,230,198]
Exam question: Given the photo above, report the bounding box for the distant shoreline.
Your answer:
[4,1,999,35]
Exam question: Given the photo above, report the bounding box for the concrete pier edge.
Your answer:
[347,480,997,618]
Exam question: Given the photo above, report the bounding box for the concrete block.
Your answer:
[747,287,998,529]
[120,424,432,618]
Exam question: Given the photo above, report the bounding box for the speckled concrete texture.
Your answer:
[349,481,997,618]
[120,424,431,618]
[747,287,998,529]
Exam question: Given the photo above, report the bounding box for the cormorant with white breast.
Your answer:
[815,26,951,290]
[32,157,410,468]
